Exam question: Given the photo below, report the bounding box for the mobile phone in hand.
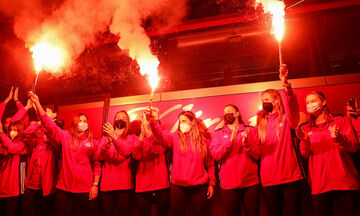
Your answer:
[348,98,356,110]
[348,98,358,118]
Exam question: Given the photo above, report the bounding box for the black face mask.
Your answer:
[262,102,274,113]
[115,119,127,129]
[224,113,236,125]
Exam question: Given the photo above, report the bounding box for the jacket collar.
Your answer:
[224,123,245,133]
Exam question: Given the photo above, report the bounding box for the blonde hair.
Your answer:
[307,91,330,127]
[177,111,210,158]
[257,89,285,142]
[69,113,93,150]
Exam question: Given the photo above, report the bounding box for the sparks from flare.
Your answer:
[256,0,286,64]
[137,57,160,112]
[30,40,68,91]
[30,41,67,73]
[267,2,285,41]
[138,58,160,91]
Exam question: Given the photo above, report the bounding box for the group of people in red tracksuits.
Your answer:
[0,65,359,216]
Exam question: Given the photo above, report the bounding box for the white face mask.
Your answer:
[307,102,321,114]
[10,130,18,140]
[179,123,191,133]
[78,122,88,132]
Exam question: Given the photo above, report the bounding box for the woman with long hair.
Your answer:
[19,111,59,216]
[256,65,303,216]
[296,91,359,216]
[0,120,28,216]
[132,110,170,216]
[1,88,58,216]
[147,110,215,216]
[210,104,260,216]
[28,91,101,216]
[0,87,29,216]
[98,110,135,216]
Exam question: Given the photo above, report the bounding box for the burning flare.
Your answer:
[256,0,286,64]
[256,0,286,41]
[268,2,285,41]
[135,55,160,111]
[30,40,68,73]
[138,57,160,91]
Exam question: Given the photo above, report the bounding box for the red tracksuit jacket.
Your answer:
[98,136,134,191]
[0,101,28,197]
[0,134,28,197]
[41,114,101,193]
[210,124,260,189]
[23,122,58,196]
[150,123,216,187]
[132,135,170,192]
[259,90,303,187]
[350,116,360,143]
[300,115,360,194]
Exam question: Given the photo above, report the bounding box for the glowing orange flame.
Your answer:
[30,41,68,73]
[268,2,285,41]
[256,0,286,41]
[138,57,160,91]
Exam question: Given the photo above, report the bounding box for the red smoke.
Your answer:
[0,0,188,75]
